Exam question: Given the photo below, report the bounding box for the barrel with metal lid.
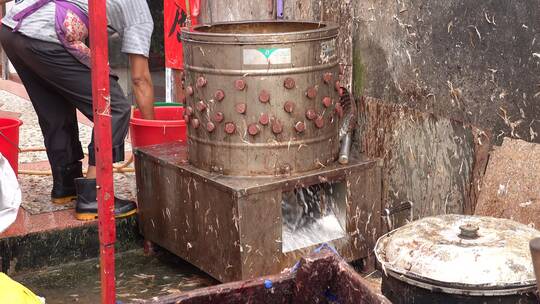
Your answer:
[181,21,340,176]
[375,214,540,303]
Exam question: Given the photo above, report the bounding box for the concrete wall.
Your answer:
[282,0,354,90]
[349,1,540,221]
[352,0,540,145]
[198,0,276,23]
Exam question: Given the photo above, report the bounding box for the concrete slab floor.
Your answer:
[0,84,135,238]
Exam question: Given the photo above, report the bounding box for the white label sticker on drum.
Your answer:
[243,48,292,65]
[320,39,337,63]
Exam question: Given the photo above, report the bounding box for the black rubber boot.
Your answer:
[51,161,83,204]
[74,178,137,221]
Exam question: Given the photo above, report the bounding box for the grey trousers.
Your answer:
[0,25,131,167]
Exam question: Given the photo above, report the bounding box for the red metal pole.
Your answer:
[89,0,116,303]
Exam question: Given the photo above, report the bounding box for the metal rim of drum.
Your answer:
[374,216,538,297]
[381,268,536,297]
[181,20,339,45]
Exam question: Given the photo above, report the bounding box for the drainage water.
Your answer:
[281,182,347,253]
[11,249,216,303]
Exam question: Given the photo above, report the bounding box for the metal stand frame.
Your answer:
[134,142,383,283]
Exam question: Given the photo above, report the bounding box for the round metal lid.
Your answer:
[375,214,540,293]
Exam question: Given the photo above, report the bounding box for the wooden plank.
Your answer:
[475,138,540,228]
[357,97,490,229]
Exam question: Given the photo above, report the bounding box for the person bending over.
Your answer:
[0,0,155,220]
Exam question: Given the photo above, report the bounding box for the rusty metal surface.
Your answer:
[134,142,382,283]
[475,138,540,229]
[181,21,341,176]
[129,249,390,304]
[375,215,540,295]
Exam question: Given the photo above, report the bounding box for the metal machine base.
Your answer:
[134,142,382,282]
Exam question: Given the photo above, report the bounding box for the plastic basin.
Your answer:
[130,106,185,148]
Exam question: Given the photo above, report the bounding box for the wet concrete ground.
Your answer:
[12,249,217,303]
[10,249,382,303]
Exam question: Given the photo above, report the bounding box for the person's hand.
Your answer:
[129,54,154,120]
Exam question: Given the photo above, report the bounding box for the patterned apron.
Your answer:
[12,0,91,68]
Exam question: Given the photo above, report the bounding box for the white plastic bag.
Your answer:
[0,152,21,233]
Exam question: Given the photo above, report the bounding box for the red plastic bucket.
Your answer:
[130,106,186,148]
[0,117,23,175]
